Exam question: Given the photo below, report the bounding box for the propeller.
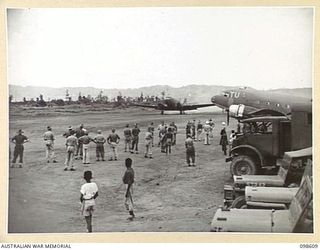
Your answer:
[226,97,233,126]
[227,108,230,125]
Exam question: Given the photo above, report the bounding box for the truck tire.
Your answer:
[230,155,257,176]
[231,195,247,209]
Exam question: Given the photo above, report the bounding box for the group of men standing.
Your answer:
[63,124,122,170]
[186,119,215,145]
[10,118,235,170]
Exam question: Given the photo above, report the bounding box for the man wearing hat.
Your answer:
[11,129,29,167]
[43,126,57,163]
[93,130,106,161]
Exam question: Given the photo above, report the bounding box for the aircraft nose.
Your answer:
[212,95,228,107]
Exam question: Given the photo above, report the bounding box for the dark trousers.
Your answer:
[12,145,24,163]
[96,144,105,160]
[131,137,139,152]
[222,144,227,155]
[186,148,195,165]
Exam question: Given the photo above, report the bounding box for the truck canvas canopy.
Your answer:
[241,116,289,123]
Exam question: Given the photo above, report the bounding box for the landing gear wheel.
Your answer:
[231,195,247,209]
[230,155,257,176]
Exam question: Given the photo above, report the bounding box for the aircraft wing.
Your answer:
[131,103,160,109]
[229,104,287,119]
[182,103,216,110]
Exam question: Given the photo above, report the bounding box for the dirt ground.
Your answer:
[8,105,237,233]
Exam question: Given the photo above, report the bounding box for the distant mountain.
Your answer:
[9,84,312,103]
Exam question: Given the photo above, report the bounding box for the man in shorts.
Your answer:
[80,170,99,233]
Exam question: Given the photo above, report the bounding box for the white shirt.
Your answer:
[80,182,98,205]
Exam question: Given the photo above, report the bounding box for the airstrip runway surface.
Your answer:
[8,106,236,233]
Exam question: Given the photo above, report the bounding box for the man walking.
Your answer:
[11,129,29,168]
[122,158,135,220]
[131,124,140,154]
[94,130,106,161]
[123,124,132,152]
[64,131,77,171]
[185,134,195,167]
[107,128,120,161]
[43,126,57,163]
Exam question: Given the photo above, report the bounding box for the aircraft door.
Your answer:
[279,121,291,155]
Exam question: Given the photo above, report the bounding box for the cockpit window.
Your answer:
[223,92,229,97]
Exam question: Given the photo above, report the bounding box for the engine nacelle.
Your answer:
[229,104,258,118]
[229,104,245,118]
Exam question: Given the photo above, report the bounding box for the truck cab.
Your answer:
[228,104,312,176]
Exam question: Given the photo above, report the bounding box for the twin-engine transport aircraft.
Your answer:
[211,87,312,124]
[133,97,215,115]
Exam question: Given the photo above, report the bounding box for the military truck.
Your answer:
[228,104,312,176]
[211,159,313,233]
[224,147,312,208]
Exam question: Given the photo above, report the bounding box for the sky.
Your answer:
[7,7,313,90]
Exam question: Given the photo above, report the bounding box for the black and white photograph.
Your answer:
[7,7,313,234]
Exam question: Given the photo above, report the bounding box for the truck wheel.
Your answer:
[231,196,247,209]
[230,156,257,176]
